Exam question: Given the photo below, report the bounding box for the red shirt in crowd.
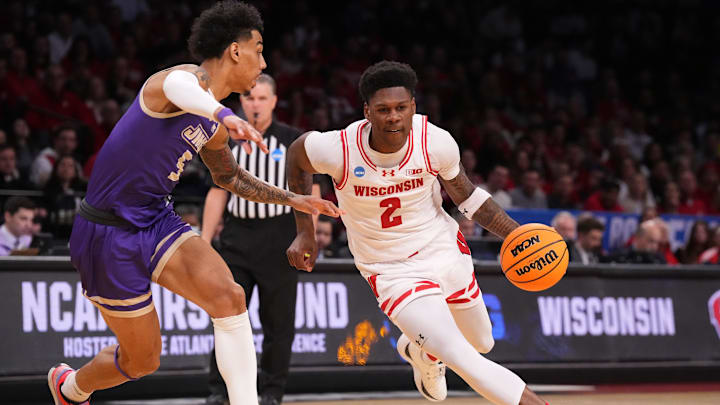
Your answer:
[583,192,624,212]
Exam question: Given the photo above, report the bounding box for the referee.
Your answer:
[202,74,309,405]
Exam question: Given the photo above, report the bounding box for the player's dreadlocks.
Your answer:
[188,1,264,61]
[358,61,418,104]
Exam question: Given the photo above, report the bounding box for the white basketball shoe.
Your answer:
[397,334,447,402]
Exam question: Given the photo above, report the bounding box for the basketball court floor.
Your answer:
[92,383,720,405]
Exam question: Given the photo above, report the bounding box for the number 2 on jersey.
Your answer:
[380,197,402,228]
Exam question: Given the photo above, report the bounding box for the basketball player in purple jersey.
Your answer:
[47,2,341,405]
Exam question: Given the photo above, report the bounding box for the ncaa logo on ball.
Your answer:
[354,166,365,177]
[271,148,284,161]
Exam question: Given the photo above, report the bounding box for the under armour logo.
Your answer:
[415,333,426,347]
[382,169,395,177]
[462,208,469,214]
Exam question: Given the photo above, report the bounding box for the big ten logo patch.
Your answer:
[337,320,390,365]
[168,150,193,182]
[181,124,210,152]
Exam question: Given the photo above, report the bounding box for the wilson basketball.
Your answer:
[500,223,568,292]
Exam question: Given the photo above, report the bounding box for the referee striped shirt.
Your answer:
[225,121,301,219]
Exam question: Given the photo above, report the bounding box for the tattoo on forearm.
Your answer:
[287,146,315,228]
[439,166,476,204]
[472,199,519,238]
[200,146,294,204]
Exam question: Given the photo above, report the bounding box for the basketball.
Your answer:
[500,223,568,292]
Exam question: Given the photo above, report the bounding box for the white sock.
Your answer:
[60,371,91,402]
[212,312,258,405]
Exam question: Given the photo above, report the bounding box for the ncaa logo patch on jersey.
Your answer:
[354,166,366,177]
[271,148,284,161]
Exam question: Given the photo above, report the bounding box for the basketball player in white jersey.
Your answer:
[286,61,548,405]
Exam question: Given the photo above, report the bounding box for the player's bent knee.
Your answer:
[121,352,161,379]
[474,335,495,354]
[207,282,247,318]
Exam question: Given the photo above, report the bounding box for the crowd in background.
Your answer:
[2,0,720,263]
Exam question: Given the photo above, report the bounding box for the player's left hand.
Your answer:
[222,115,269,154]
[289,195,344,217]
[287,232,317,272]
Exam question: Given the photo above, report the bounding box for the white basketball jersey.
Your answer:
[333,115,458,263]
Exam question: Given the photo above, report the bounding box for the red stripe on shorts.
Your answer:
[414,282,440,292]
[367,275,379,298]
[387,288,413,317]
[446,298,471,304]
[380,298,391,312]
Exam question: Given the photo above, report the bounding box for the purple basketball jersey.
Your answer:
[85,86,220,227]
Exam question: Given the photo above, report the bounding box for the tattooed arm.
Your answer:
[200,127,342,219]
[285,132,331,271]
[439,165,519,238]
[200,138,293,204]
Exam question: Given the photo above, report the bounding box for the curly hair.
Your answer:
[188,1,264,62]
[358,61,418,104]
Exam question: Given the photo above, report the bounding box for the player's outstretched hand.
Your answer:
[289,195,344,217]
[222,115,269,154]
[287,232,317,272]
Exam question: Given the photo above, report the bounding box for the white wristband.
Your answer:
[162,70,224,121]
[458,187,491,220]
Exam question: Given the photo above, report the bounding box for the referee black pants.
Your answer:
[208,214,298,401]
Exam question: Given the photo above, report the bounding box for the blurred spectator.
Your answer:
[26,64,99,133]
[455,212,480,239]
[510,169,547,209]
[0,196,35,256]
[699,227,720,265]
[659,181,681,214]
[569,216,605,265]
[3,47,43,110]
[603,220,666,264]
[48,13,75,64]
[547,174,579,209]
[675,220,711,265]
[11,118,37,175]
[640,205,659,223]
[461,148,483,186]
[480,165,512,210]
[584,178,623,212]
[618,173,655,214]
[653,218,678,265]
[43,155,86,239]
[677,169,707,214]
[551,211,576,241]
[73,5,115,59]
[30,124,78,188]
[0,144,31,190]
[316,215,349,259]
